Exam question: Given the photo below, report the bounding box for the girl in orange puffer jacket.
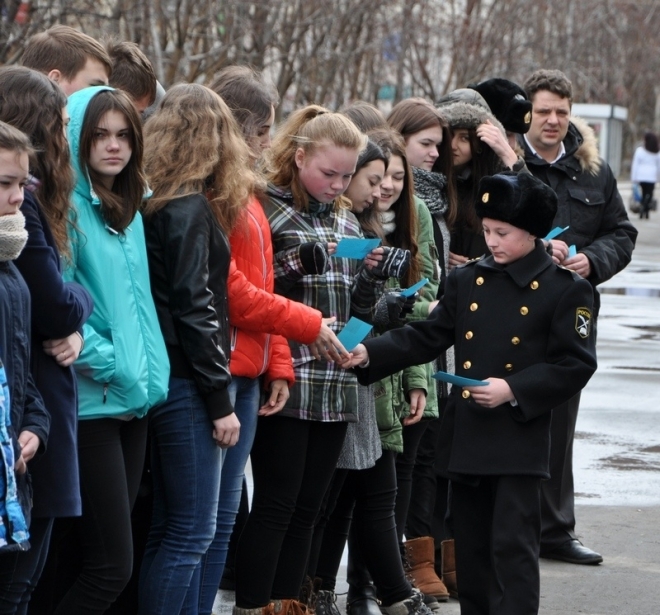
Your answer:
[194,66,348,615]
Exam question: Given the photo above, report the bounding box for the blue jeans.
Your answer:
[138,377,224,615]
[195,376,261,615]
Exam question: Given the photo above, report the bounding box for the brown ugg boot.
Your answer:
[403,537,449,601]
[273,599,307,615]
[234,599,307,615]
[440,539,458,599]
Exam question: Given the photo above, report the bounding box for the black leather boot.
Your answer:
[346,535,381,615]
[346,584,381,615]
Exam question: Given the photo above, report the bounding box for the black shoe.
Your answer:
[540,539,603,565]
[346,585,381,615]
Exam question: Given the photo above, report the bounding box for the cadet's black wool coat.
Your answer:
[355,240,597,481]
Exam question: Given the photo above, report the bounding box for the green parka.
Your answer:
[374,198,440,452]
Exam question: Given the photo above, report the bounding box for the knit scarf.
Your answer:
[378,210,396,235]
[412,166,449,216]
[0,212,28,262]
[411,166,455,383]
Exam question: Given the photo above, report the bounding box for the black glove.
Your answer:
[299,242,330,275]
[370,246,411,280]
[374,291,407,326]
[401,292,417,317]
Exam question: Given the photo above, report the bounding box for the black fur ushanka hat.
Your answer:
[468,78,533,134]
[475,172,558,238]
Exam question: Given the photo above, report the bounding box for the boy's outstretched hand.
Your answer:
[338,343,369,369]
[465,378,514,408]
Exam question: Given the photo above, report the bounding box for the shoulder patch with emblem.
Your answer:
[575,307,592,338]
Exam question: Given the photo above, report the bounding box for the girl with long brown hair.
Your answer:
[0,67,94,613]
[54,86,169,613]
[138,83,257,615]
[437,89,518,263]
[386,99,457,605]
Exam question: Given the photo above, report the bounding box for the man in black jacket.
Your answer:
[520,69,638,565]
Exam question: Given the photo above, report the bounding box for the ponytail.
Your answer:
[265,105,367,211]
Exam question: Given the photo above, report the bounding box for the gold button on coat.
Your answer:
[465,331,473,340]
[530,281,539,290]
[520,306,529,315]
[505,363,513,371]
[511,337,520,345]
[462,390,471,399]
[476,277,484,285]
[463,361,471,369]
[470,303,478,311]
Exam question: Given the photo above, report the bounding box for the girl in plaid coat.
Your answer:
[234,106,404,615]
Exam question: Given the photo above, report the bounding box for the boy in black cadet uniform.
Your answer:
[340,171,598,615]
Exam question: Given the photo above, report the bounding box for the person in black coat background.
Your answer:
[341,172,598,615]
[0,122,51,555]
[0,67,94,613]
[521,69,637,565]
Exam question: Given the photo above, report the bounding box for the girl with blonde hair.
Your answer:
[138,83,256,614]
[233,106,402,615]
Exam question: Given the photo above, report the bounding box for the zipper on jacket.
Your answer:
[103,383,108,404]
[230,326,238,352]
[248,208,272,375]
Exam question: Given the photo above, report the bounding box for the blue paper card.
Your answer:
[432,371,489,387]
[568,245,577,258]
[544,226,569,240]
[337,317,373,351]
[401,278,429,298]
[333,238,381,259]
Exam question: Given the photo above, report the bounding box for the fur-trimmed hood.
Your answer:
[566,116,602,176]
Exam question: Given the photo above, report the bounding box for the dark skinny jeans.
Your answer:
[313,451,412,606]
[235,415,348,608]
[53,417,147,615]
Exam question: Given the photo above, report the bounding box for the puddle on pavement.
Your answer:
[600,287,660,297]
[575,492,600,499]
[601,454,660,472]
[615,324,660,342]
[576,431,660,472]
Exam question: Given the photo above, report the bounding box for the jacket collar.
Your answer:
[520,118,601,176]
[267,183,335,217]
[475,240,553,287]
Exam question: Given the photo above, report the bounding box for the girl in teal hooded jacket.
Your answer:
[56,86,169,613]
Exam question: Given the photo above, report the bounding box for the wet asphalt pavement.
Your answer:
[216,182,660,615]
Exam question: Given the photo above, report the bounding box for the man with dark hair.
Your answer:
[520,68,637,565]
[107,41,158,114]
[21,25,111,95]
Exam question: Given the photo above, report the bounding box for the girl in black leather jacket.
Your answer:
[139,84,259,614]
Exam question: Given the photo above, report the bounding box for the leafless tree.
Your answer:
[2,0,659,161]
